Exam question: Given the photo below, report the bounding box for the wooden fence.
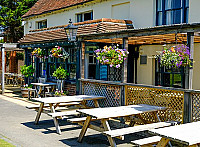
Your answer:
[80,79,200,124]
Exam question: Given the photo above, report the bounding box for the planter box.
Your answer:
[21,88,29,98]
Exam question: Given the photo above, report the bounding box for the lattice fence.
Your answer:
[82,81,121,107]
[107,66,122,81]
[191,92,200,122]
[125,85,184,123]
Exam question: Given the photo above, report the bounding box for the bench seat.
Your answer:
[48,110,79,118]
[103,121,178,138]
[26,102,80,109]
[67,117,101,123]
[131,136,161,146]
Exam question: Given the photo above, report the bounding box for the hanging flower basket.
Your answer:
[49,46,69,59]
[94,45,129,68]
[31,47,45,58]
[159,44,192,68]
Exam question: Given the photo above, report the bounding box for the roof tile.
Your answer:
[22,0,91,18]
[19,19,133,44]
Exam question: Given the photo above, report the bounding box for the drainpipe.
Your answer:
[1,47,5,94]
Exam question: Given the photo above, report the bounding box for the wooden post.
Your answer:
[1,47,5,94]
[186,32,194,89]
[122,37,128,83]
[81,41,85,79]
[183,91,192,123]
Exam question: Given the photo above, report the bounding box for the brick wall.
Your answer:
[18,60,24,74]
[64,83,76,96]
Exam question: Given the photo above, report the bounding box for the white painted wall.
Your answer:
[24,0,155,35]
[137,45,163,85]
[188,0,200,23]
[192,43,200,90]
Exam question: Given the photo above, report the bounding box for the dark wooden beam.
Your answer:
[79,23,200,41]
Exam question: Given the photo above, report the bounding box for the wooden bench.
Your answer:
[103,121,178,139]
[26,102,80,109]
[48,110,80,119]
[131,136,162,147]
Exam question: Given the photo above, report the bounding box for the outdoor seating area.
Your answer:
[25,92,200,146]
[23,79,200,147]
[4,73,24,87]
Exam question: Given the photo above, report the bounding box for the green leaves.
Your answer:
[0,0,37,42]
[52,66,69,80]
[20,65,35,77]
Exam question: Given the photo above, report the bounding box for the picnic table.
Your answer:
[149,121,200,146]
[76,104,166,147]
[31,82,57,97]
[30,95,105,134]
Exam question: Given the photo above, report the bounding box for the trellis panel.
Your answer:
[82,81,121,107]
[125,85,184,123]
[191,92,200,122]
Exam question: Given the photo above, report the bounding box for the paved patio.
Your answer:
[0,93,143,147]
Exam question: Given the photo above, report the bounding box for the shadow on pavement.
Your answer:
[21,119,82,134]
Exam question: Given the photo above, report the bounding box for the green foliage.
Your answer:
[0,0,37,42]
[16,52,24,60]
[94,45,129,68]
[20,65,35,77]
[52,66,69,80]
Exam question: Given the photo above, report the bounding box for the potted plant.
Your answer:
[49,46,69,59]
[159,44,192,69]
[54,90,69,97]
[94,45,129,68]
[31,47,45,58]
[52,66,69,93]
[20,65,35,98]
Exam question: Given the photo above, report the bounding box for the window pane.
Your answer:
[185,0,189,7]
[157,0,162,11]
[84,12,93,21]
[166,11,173,25]
[173,0,181,9]
[69,64,76,80]
[77,14,82,22]
[174,9,182,24]
[185,8,189,23]
[157,12,163,25]
[165,0,172,9]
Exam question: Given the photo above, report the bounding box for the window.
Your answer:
[66,47,78,81]
[156,0,189,25]
[85,45,97,79]
[155,58,185,88]
[76,11,93,22]
[37,20,47,29]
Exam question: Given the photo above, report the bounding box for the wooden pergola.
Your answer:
[0,43,18,94]
[78,23,200,89]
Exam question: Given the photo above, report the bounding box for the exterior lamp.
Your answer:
[64,19,78,42]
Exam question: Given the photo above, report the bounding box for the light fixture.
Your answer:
[64,19,78,42]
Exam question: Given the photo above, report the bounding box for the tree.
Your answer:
[0,0,37,42]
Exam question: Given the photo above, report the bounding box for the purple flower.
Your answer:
[116,64,120,68]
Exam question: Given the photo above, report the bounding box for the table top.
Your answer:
[31,82,57,86]
[32,95,105,104]
[150,121,200,145]
[77,104,166,119]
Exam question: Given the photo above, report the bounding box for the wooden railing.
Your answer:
[80,79,200,123]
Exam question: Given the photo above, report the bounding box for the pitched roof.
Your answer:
[22,0,92,19]
[19,18,133,44]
